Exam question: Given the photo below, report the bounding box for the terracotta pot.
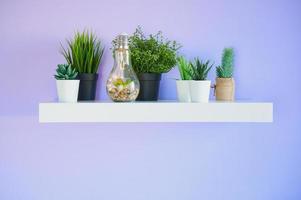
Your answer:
[215,78,235,101]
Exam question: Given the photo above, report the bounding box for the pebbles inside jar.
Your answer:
[107,78,139,102]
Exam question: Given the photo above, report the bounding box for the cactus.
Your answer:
[216,48,234,78]
[54,64,78,80]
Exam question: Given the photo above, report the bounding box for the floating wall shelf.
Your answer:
[39,101,273,123]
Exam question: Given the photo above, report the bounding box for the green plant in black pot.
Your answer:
[128,26,181,101]
[61,31,104,101]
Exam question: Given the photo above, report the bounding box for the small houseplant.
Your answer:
[176,56,192,102]
[215,48,235,101]
[129,27,180,101]
[55,64,79,102]
[61,31,104,101]
[188,58,213,102]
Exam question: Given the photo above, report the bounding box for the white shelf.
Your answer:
[39,101,273,123]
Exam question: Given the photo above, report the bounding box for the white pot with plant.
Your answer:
[55,64,79,103]
[215,48,235,101]
[188,58,213,103]
[61,31,104,101]
[176,56,192,102]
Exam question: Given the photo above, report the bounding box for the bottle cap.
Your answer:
[116,33,129,49]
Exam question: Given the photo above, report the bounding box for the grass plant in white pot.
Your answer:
[55,64,79,103]
[188,58,213,103]
[176,56,192,102]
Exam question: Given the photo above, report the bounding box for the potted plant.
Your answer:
[55,64,79,102]
[215,48,235,101]
[176,56,192,102]
[61,31,104,101]
[188,58,213,102]
[129,27,180,101]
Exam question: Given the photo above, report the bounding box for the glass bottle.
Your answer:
[106,33,140,102]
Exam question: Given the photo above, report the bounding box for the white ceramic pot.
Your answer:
[176,80,191,102]
[56,80,80,102]
[189,80,211,102]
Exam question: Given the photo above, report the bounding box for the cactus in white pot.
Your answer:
[55,64,79,103]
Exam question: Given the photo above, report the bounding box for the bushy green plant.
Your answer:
[54,64,78,80]
[61,31,104,74]
[188,58,213,80]
[216,48,234,78]
[129,26,181,74]
[177,56,192,80]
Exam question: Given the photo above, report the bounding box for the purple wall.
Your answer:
[0,0,301,199]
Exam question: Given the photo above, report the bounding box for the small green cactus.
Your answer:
[54,64,78,80]
[216,48,234,78]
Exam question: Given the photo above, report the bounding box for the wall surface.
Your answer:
[0,0,301,199]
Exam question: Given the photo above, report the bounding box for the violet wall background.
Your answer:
[0,0,301,199]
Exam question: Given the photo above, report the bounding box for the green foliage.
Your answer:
[216,48,234,78]
[129,26,181,74]
[187,58,213,80]
[177,56,192,80]
[61,31,104,74]
[54,64,78,80]
[113,78,132,87]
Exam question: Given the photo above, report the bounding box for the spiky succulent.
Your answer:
[54,64,78,80]
[177,56,192,80]
[216,48,234,78]
[187,58,213,80]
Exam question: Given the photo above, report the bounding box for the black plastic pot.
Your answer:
[78,73,98,101]
[137,73,161,101]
